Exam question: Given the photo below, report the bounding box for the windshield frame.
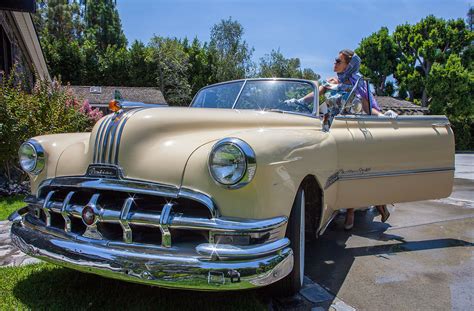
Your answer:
[190,78,319,117]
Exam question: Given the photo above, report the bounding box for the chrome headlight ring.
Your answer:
[208,138,256,189]
[18,140,45,175]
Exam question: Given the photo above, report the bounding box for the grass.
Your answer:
[0,195,25,221]
[0,263,268,310]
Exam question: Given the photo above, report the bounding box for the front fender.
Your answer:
[181,128,335,220]
[27,133,91,195]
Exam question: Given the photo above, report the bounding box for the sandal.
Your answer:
[377,205,390,223]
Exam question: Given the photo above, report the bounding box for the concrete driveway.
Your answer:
[296,154,473,311]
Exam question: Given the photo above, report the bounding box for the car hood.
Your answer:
[88,107,316,187]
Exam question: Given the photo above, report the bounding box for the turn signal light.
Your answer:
[109,99,122,112]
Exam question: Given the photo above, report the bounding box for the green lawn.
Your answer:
[0,263,267,310]
[0,195,25,221]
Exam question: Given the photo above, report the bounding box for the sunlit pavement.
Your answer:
[279,154,473,310]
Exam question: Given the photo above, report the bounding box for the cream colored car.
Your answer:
[10,79,454,294]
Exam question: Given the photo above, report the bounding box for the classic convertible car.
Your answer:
[10,78,454,294]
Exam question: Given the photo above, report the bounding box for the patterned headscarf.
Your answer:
[337,53,362,84]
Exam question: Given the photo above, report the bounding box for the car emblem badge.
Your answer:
[82,205,97,226]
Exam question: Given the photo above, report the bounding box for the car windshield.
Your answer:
[191,80,315,114]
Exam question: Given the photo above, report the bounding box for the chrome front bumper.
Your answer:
[10,215,293,291]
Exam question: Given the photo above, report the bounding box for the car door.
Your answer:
[328,115,455,209]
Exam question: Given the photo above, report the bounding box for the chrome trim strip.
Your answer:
[325,166,455,189]
[11,222,293,290]
[106,113,126,164]
[113,108,145,164]
[60,191,75,232]
[39,177,218,217]
[100,114,122,163]
[196,238,290,260]
[95,115,113,163]
[41,177,180,199]
[119,197,134,243]
[93,115,110,163]
[335,115,449,123]
[159,202,173,248]
[178,188,219,218]
[231,80,247,109]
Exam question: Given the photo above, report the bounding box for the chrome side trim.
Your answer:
[196,238,290,260]
[335,115,449,123]
[325,166,455,189]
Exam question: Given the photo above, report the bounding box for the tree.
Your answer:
[183,37,214,95]
[149,36,192,106]
[36,0,85,84]
[258,49,319,80]
[83,0,127,51]
[259,49,302,78]
[209,17,254,82]
[128,40,156,87]
[427,54,474,149]
[393,15,473,106]
[355,27,399,95]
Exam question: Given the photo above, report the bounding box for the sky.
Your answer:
[117,0,471,79]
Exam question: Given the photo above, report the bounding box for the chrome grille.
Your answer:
[32,186,212,247]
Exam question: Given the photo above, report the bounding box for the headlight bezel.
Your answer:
[18,140,45,175]
[208,138,256,189]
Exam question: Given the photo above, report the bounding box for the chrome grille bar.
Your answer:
[120,197,134,243]
[42,191,55,226]
[160,203,173,248]
[61,191,75,232]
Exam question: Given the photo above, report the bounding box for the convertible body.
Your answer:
[10,79,454,292]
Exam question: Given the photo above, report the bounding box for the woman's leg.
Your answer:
[376,205,390,222]
[344,208,355,230]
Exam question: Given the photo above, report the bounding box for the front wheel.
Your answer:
[274,188,305,295]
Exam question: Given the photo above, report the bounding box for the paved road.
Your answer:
[298,154,473,310]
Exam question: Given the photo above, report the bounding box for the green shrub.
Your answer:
[0,72,102,181]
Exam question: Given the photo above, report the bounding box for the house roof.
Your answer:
[375,96,428,115]
[68,86,167,106]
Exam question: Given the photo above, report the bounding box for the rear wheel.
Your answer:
[274,187,305,295]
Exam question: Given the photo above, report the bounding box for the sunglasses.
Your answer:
[335,58,343,64]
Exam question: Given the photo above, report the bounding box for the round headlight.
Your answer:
[209,138,256,189]
[18,140,45,175]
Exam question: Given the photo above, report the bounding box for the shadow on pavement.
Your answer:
[304,208,473,298]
